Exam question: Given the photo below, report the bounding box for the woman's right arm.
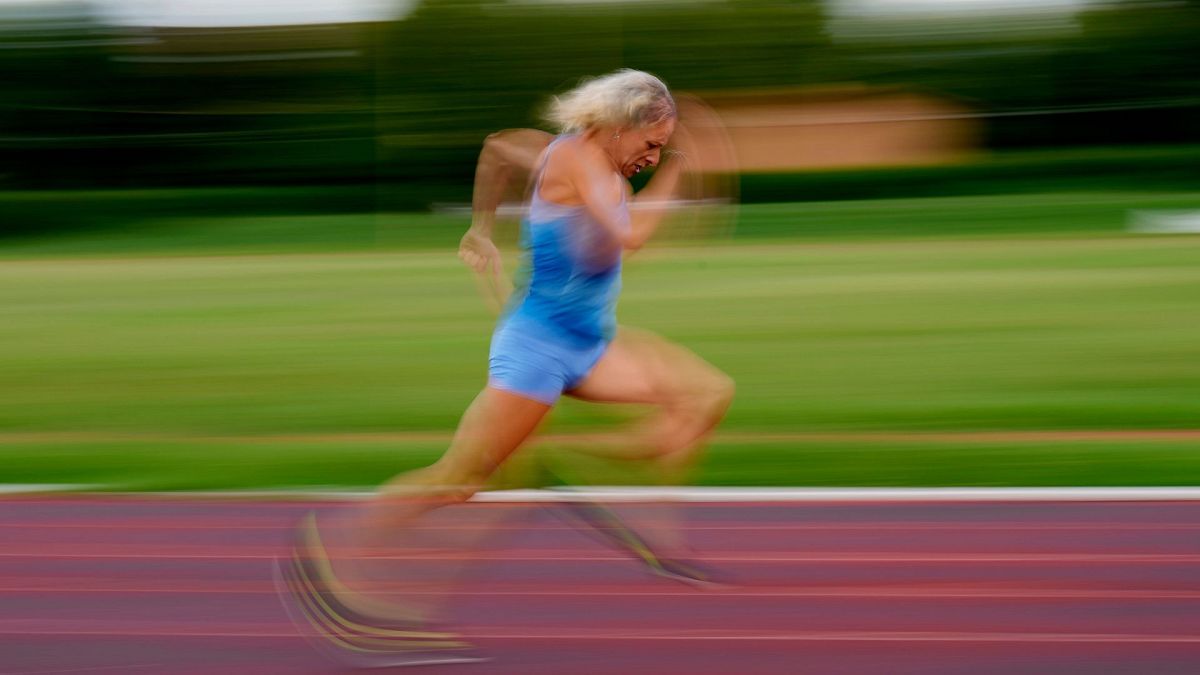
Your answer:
[467,129,552,242]
[460,129,553,312]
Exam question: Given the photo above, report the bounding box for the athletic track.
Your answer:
[2,494,1199,673]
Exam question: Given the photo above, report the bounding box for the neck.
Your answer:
[584,127,622,174]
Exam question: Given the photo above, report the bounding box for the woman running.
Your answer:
[277,69,735,668]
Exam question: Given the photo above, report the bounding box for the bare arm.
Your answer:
[624,114,701,248]
[569,127,696,252]
[625,151,688,249]
[567,143,639,255]
[460,129,553,312]
[468,129,553,239]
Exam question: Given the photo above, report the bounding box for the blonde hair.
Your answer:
[546,69,676,134]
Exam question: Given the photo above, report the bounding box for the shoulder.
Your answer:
[540,135,626,205]
[484,129,554,171]
[543,134,599,165]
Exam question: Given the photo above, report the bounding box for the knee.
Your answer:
[698,372,735,422]
[665,370,734,425]
[399,459,486,506]
[435,463,488,504]
[441,481,481,505]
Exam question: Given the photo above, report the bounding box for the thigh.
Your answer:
[437,386,552,482]
[566,326,724,406]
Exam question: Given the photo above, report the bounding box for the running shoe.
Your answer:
[549,494,729,588]
[274,513,486,668]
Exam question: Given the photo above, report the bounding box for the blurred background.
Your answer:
[2,0,1199,490]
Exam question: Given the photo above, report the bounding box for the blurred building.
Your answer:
[702,86,980,173]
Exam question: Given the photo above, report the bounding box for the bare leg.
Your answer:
[566,326,734,477]
[363,387,549,532]
[322,387,550,615]
[560,327,735,557]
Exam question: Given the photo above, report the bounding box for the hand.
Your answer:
[661,148,690,171]
[459,227,510,314]
[458,227,503,278]
[670,94,728,174]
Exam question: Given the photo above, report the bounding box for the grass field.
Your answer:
[3,192,1200,489]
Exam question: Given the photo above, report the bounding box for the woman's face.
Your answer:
[612,117,676,179]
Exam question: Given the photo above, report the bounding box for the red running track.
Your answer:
[1,496,1199,674]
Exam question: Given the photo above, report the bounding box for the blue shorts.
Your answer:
[488,324,609,405]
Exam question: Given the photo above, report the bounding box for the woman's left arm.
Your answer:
[627,124,696,242]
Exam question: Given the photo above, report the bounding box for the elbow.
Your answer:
[619,216,644,251]
[622,235,645,252]
[481,132,511,168]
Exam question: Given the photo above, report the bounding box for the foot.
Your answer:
[647,555,729,589]
[549,496,731,588]
[274,513,486,668]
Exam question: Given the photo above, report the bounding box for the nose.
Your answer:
[646,149,661,167]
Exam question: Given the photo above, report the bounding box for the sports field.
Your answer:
[3,192,1200,489]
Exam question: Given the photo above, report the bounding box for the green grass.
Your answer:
[4,438,1199,491]
[6,191,1200,256]
[3,193,1200,489]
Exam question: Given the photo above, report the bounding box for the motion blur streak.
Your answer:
[3,0,1200,672]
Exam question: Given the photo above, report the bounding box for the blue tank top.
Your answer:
[499,135,629,348]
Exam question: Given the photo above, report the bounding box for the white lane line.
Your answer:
[4,665,164,675]
[470,630,1200,644]
[2,626,1200,644]
[7,485,1200,502]
[473,487,1200,503]
[7,486,1200,502]
[3,583,1200,600]
[2,521,1198,531]
[0,485,108,495]
[2,551,1199,563]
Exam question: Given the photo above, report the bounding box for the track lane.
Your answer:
[1,496,1198,673]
